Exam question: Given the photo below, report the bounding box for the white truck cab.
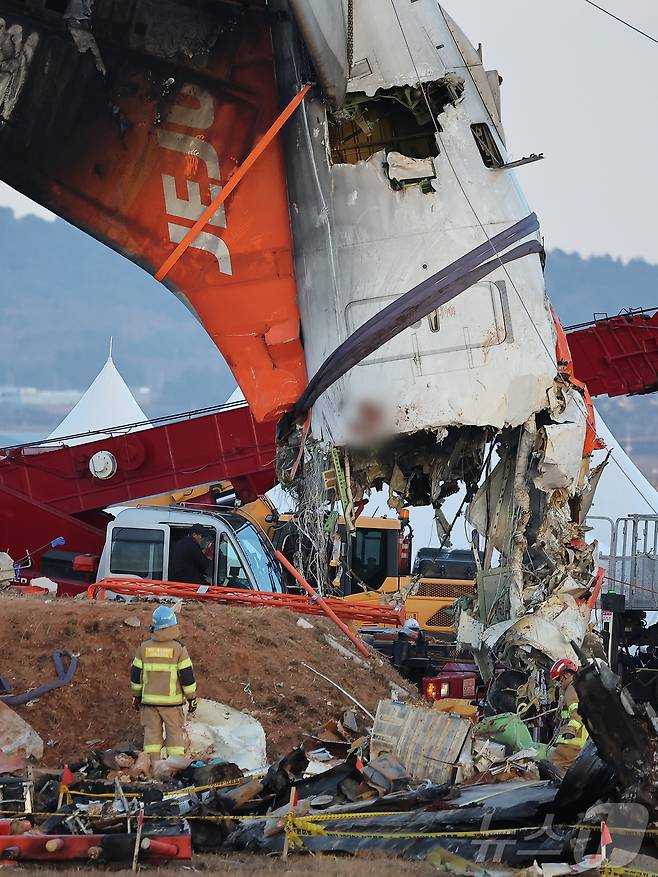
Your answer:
[97,506,284,592]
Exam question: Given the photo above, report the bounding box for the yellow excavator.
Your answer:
[132,482,475,642]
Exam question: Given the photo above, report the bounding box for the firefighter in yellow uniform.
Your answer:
[130,606,197,763]
[547,658,588,775]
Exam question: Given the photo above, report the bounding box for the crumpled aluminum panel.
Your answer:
[273,0,557,446]
[370,699,471,785]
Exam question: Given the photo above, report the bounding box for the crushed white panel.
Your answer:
[347,0,455,97]
[185,699,267,772]
[30,576,58,594]
[480,619,515,650]
[285,1,557,447]
[386,152,436,184]
[467,454,513,553]
[0,701,43,760]
[456,611,483,649]
[535,390,588,494]
[501,593,588,666]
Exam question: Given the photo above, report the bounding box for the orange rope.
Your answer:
[275,551,373,659]
[155,84,311,282]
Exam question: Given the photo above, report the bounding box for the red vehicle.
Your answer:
[422,662,480,703]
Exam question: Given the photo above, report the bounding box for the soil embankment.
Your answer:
[0,593,408,767]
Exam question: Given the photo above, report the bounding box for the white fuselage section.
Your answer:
[282,0,557,446]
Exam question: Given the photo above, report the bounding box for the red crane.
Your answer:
[566,308,658,398]
[0,404,276,585]
[4,308,657,593]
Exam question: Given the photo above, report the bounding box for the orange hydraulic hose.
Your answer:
[587,566,606,609]
[86,578,402,625]
[155,83,312,282]
[275,550,372,659]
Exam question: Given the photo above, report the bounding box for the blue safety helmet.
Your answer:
[152,605,178,631]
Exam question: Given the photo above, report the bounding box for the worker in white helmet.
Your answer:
[393,617,428,681]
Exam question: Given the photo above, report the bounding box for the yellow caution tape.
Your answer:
[578,825,658,838]
[2,799,657,847]
[291,821,548,840]
[285,815,330,850]
[602,869,658,877]
[0,808,549,834]
[287,810,411,821]
[162,774,267,796]
[0,808,417,825]
[0,809,249,821]
[63,788,139,799]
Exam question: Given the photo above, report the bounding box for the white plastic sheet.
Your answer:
[185,699,267,772]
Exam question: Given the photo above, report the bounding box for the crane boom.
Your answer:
[566,310,658,397]
[0,404,276,582]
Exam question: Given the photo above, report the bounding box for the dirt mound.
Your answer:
[0,594,409,767]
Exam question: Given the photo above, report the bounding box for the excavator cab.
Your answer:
[340,517,402,594]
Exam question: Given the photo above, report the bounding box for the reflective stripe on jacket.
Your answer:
[130,626,197,706]
[556,683,588,748]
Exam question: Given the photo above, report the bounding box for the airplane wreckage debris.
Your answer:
[1,0,657,869]
[0,676,657,869]
[268,0,609,701]
[0,0,609,680]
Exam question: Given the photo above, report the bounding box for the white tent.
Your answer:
[587,407,658,537]
[46,346,150,447]
[586,408,658,626]
[225,385,244,405]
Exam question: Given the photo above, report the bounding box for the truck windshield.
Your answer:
[224,516,284,592]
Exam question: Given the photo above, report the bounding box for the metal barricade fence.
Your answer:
[587,515,658,610]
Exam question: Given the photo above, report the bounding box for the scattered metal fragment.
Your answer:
[63,1,106,75]
[301,662,375,721]
[573,652,658,813]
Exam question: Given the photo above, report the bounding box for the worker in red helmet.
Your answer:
[547,658,588,774]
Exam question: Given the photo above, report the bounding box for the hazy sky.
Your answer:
[441,0,658,263]
[2,1,657,262]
